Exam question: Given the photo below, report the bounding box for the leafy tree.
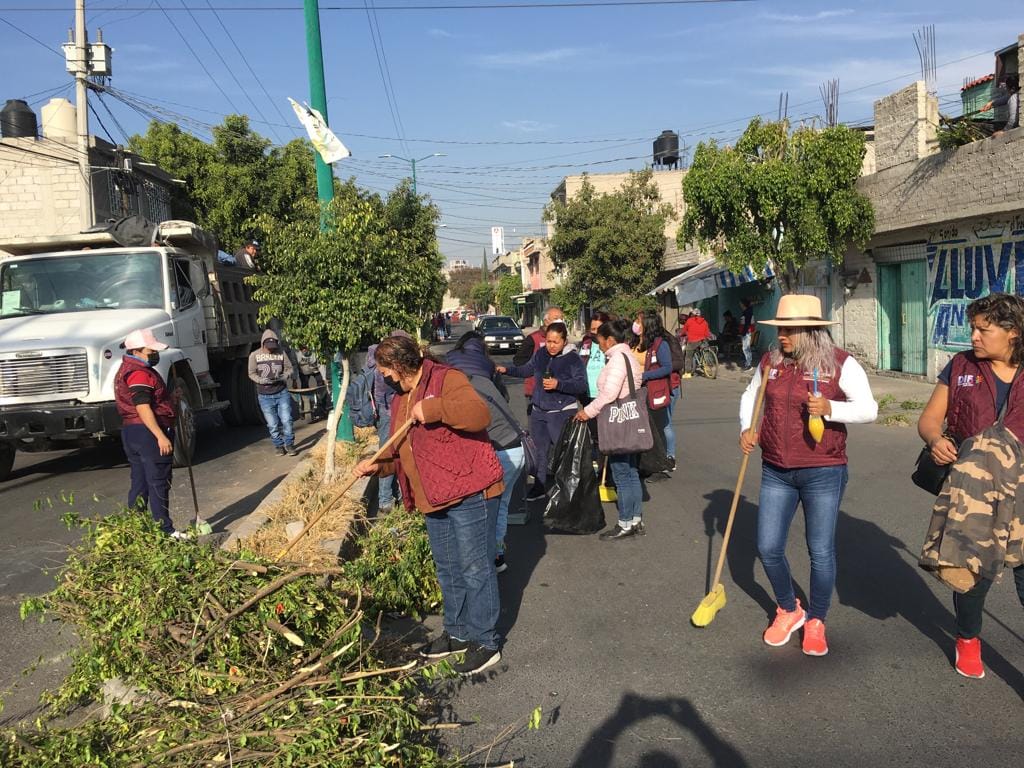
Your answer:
[129,115,318,249]
[249,181,444,478]
[680,118,875,291]
[445,266,484,307]
[543,169,672,314]
[495,273,522,316]
[470,282,495,312]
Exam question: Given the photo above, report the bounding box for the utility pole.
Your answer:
[74,0,94,230]
[302,0,353,442]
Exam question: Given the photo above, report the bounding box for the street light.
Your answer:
[377,152,446,195]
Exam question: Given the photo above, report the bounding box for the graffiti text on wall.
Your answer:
[927,218,1024,351]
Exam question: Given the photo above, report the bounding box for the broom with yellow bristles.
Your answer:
[691,363,769,627]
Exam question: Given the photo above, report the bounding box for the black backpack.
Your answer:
[662,332,685,373]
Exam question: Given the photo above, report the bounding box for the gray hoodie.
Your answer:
[248,329,294,395]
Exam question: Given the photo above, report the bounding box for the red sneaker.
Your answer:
[802,619,828,656]
[954,637,985,679]
[763,599,806,647]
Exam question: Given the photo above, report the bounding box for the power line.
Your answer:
[176,0,285,143]
[0,15,63,56]
[363,0,409,156]
[203,0,299,140]
[6,1,758,12]
[153,0,242,114]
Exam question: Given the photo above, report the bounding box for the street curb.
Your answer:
[220,434,371,552]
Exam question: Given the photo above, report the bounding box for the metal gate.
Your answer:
[876,254,927,374]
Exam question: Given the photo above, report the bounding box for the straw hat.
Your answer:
[760,294,838,327]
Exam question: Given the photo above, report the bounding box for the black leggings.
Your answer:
[953,565,1024,639]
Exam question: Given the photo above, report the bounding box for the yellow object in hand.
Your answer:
[808,415,825,443]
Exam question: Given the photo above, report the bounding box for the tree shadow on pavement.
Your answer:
[701,489,776,616]
[570,693,751,768]
[835,510,1024,699]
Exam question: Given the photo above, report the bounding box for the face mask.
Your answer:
[146,352,160,366]
[264,340,279,352]
[383,374,405,395]
[632,321,642,336]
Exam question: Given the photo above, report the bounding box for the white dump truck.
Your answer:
[0,220,265,481]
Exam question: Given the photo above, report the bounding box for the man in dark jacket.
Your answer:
[116,328,182,537]
[248,329,296,455]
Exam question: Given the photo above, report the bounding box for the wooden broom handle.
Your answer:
[710,365,770,590]
[275,418,414,561]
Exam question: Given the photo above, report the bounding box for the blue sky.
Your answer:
[2,1,1021,263]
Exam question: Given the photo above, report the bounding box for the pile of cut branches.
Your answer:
[1,510,457,767]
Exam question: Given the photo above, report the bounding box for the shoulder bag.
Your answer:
[473,378,539,477]
[597,355,655,455]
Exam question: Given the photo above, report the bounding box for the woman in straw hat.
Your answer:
[739,294,878,656]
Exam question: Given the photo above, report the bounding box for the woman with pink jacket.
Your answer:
[575,319,646,541]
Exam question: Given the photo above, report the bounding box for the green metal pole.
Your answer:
[303,0,353,442]
[411,157,417,195]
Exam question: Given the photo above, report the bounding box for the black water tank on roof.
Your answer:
[1,99,38,139]
[653,129,679,167]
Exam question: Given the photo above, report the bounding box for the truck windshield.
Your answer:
[0,251,164,318]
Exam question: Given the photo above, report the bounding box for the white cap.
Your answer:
[123,328,169,351]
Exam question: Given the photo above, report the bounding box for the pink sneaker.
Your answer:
[954,637,985,679]
[802,619,828,656]
[763,599,806,647]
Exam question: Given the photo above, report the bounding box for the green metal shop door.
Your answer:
[899,260,927,375]
[877,264,902,371]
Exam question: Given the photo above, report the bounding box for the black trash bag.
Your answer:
[639,408,673,477]
[543,418,605,534]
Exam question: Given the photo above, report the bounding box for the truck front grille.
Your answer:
[0,352,89,399]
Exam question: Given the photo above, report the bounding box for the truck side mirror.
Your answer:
[190,260,211,299]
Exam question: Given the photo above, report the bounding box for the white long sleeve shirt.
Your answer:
[739,355,878,431]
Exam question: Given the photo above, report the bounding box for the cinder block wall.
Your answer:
[0,138,82,240]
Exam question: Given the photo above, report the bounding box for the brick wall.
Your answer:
[0,138,83,240]
[872,81,939,173]
[835,247,878,367]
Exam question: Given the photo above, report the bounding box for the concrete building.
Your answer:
[0,98,173,241]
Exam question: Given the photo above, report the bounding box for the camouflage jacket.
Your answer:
[920,424,1024,584]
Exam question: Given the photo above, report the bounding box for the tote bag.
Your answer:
[597,354,655,455]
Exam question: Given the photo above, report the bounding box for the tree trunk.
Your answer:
[323,354,350,483]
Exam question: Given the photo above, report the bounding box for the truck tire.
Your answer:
[237,361,264,425]
[0,443,15,482]
[172,376,197,468]
[219,360,245,427]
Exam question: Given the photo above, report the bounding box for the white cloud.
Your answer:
[428,28,456,38]
[501,119,554,132]
[477,47,588,68]
[761,9,855,24]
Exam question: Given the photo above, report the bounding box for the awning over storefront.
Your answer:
[650,259,775,305]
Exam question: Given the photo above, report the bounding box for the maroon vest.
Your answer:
[392,360,503,511]
[945,352,1024,441]
[522,329,546,398]
[644,337,673,410]
[115,355,176,429]
[758,349,851,469]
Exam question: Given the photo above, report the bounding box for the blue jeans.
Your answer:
[376,407,399,510]
[664,386,680,459]
[495,445,525,554]
[609,453,642,525]
[258,389,295,448]
[424,493,500,649]
[757,463,848,621]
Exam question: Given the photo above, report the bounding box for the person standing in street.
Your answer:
[739,297,756,370]
[355,334,505,675]
[448,331,525,574]
[634,310,678,472]
[739,295,877,657]
[498,321,587,502]
[917,293,1024,680]
[295,345,326,422]
[576,319,646,540]
[116,328,183,538]
[249,329,297,456]
[512,306,564,408]
[680,308,712,377]
[579,312,611,403]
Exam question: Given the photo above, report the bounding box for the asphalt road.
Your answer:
[0,413,324,724]
[432,343,1024,768]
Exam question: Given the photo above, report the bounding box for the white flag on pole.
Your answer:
[288,97,351,164]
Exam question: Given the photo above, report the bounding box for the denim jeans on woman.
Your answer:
[609,453,642,526]
[494,446,525,555]
[757,462,848,622]
[423,493,500,650]
[257,389,294,447]
[664,386,680,459]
